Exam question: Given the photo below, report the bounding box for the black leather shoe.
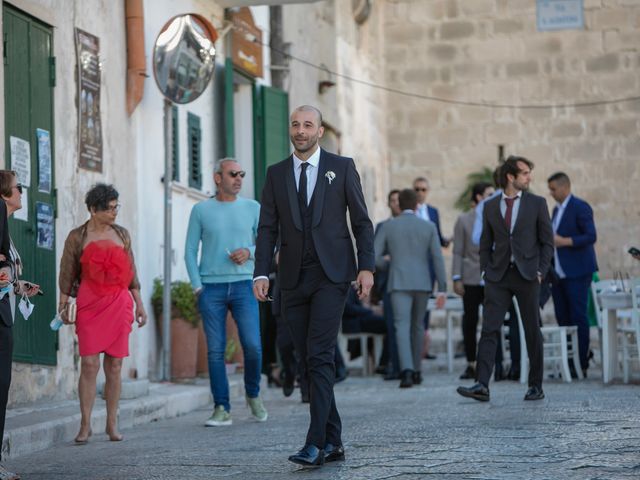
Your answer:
[335,366,348,383]
[324,443,345,462]
[507,366,520,381]
[301,390,310,403]
[399,369,413,388]
[424,353,437,360]
[412,371,422,385]
[456,382,490,402]
[288,444,325,467]
[384,371,400,381]
[459,365,476,380]
[524,386,545,401]
[282,370,294,398]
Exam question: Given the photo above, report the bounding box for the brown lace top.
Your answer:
[58,222,141,297]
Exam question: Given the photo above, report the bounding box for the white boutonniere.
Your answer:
[325,171,336,185]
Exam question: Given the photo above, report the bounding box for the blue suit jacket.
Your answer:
[553,195,598,278]
[427,205,448,248]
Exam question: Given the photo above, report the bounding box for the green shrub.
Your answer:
[151,278,200,327]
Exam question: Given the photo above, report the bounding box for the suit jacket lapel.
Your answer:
[511,192,527,234]
[311,150,327,228]
[284,156,303,231]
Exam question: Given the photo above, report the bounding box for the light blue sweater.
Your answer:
[184,197,260,289]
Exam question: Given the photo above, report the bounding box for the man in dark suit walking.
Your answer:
[457,156,553,402]
[547,172,597,378]
[254,105,374,467]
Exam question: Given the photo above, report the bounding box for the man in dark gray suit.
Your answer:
[375,189,446,388]
[457,156,553,402]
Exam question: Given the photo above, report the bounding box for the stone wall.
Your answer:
[282,0,390,221]
[382,0,640,276]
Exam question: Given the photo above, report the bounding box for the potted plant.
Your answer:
[151,278,201,381]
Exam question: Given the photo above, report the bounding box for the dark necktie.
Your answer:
[504,196,518,231]
[298,162,309,209]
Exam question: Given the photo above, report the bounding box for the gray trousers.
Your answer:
[391,291,430,372]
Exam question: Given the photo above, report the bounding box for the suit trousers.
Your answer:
[477,266,543,389]
[391,291,429,372]
[551,274,592,371]
[462,285,484,363]
[0,323,12,461]
[280,265,349,448]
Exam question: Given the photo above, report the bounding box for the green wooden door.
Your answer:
[254,86,289,198]
[3,5,57,365]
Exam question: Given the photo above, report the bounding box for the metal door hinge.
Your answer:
[49,56,56,87]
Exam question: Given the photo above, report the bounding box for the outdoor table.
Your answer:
[598,290,634,383]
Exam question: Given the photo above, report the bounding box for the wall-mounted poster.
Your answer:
[36,202,54,250]
[36,128,52,193]
[75,28,103,172]
[9,136,31,185]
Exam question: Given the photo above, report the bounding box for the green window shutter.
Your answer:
[255,86,289,197]
[4,5,57,365]
[172,106,179,181]
[187,112,202,189]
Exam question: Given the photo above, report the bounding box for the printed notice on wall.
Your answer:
[36,202,54,250]
[13,188,28,222]
[10,136,31,186]
[36,128,52,193]
[75,28,103,172]
[537,0,583,31]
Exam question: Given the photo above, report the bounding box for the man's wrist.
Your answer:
[253,276,269,282]
[452,275,461,282]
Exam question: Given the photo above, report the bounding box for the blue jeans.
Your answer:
[198,281,262,412]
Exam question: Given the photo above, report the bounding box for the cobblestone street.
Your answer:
[6,365,640,479]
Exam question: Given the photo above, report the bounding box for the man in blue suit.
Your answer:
[548,172,598,377]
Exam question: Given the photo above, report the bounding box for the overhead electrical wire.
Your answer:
[231,22,640,110]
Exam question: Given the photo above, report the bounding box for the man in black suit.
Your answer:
[254,105,374,467]
[457,156,553,402]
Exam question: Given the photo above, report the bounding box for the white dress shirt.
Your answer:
[499,191,522,233]
[293,147,321,205]
[416,203,431,222]
[552,193,572,279]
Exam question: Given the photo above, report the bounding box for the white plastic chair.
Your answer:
[620,277,640,383]
[512,297,582,384]
[337,332,384,376]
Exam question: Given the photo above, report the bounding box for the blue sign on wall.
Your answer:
[537,0,583,31]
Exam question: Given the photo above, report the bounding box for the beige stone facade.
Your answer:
[284,0,639,276]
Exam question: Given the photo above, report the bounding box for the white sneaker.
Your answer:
[204,405,232,427]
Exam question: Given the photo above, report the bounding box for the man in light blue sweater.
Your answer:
[185,158,266,427]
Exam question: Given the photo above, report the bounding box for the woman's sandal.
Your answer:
[105,429,123,442]
[74,428,92,445]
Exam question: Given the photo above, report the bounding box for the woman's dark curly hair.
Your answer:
[85,183,119,212]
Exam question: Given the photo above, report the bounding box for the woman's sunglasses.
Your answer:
[13,184,23,194]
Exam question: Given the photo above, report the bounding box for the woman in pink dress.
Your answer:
[59,184,147,443]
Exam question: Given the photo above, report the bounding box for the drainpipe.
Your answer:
[269,5,285,89]
[125,0,146,115]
